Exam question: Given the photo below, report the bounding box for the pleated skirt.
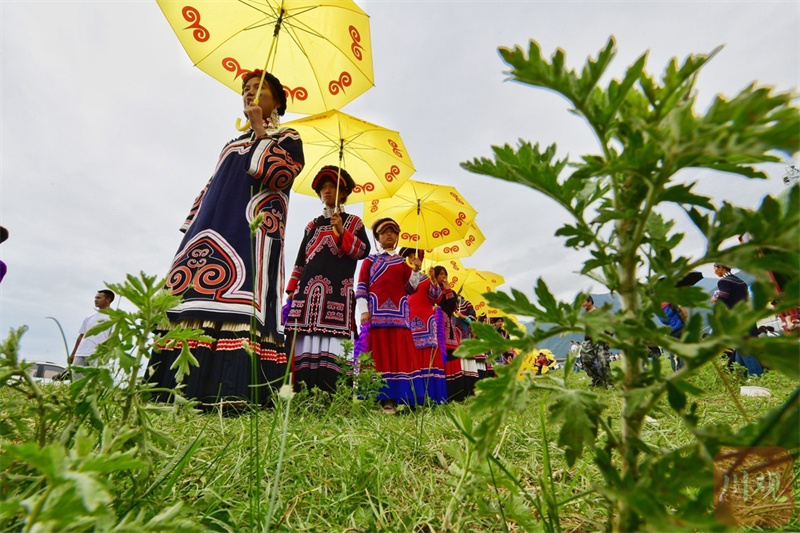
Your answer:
[370,326,424,406]
[147,325,287,406]
[413,345,448,405]
[290,333,348,394]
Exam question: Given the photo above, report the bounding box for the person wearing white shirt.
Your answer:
[68,289,114,369]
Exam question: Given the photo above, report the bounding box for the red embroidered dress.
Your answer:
[440,287,469,401]
[355,252,424,405]
[407,278,448,404]
[148,126,304,405]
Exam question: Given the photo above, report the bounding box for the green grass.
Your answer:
[1,361,797,532]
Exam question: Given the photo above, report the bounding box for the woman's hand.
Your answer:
[331,211,344,236]
[244,105,266,137]
[361,312,370,324]
[410,256,422,272]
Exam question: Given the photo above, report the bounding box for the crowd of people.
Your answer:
[61,69,791,410]
[138,69,508,411]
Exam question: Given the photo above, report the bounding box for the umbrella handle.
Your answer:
[236,118,251,132]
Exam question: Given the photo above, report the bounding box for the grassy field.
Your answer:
[3,355,795,532]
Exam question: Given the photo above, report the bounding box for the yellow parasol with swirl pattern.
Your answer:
[284,110,414,203]
[423,222,485,261]
[362,180,477,250]
[156,0,374,116]
[452,268,505,317]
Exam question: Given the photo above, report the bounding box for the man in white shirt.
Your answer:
[68,289,114,370]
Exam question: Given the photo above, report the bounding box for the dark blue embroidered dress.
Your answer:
[148,126,304,405]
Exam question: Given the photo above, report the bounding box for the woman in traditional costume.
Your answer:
[284,166,370,393]
[401,251,448,405]
[355,218,425,413]
[439,276,468,402]
[148,70,304,407]
[454,295,479,395]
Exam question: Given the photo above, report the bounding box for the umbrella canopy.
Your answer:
[452,268,505,317]
[518,348,557,378]
[284,110,414,203]
[156,0,374,115]
[676,271,703,287]
[362,180,477,250]
[421,257,466,279]
[423,222,485,261]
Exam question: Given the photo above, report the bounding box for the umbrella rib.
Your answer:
[189,2,276,66]
[278,8,375,81]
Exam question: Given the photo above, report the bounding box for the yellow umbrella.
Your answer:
[284,110,414,203]
[156,0,374,116]
[485,307,525,331]
[518,348,557,378]
[362,180,477,250]
[421,257,466,279]
[453,268,505,316]
[423,222,485,261]
[455,268,504,294]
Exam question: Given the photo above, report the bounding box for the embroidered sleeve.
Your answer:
[180,175,213,233]
[406,269,425,294]
[338,215,371,260]
[356,256,372,300]
[286,221,313,294]
[355,256,373,315]
[428,281,442,304]
[246,128,304,189]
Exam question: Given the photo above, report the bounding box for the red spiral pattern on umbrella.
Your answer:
[369,199,380,213]
[349,26,364,60]
[387,139,403,158]
[465,235,476,246]
[329,72,352,95]
[284,86,308,102]
[384,165,400,182]
[222,58,250,80]
[450,261,459,269]
[455,212,466,226]
[432,228,451,239]
[449,192,465,205]
[182,6,209,42]
[352,182,375,193]
[402,232,420,242]
[443,245,460,254]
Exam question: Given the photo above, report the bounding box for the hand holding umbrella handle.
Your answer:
[331,210,343,237]
[238,96,263,132]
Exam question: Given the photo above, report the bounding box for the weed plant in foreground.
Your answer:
[2,342,796,532]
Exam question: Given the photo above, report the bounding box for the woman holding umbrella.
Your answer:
[439,276,469,402]
[284,166,371,393]
[401,250,448,405]
[355,218,425,413]
[147,70,304,407]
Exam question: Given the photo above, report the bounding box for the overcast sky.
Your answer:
[1,1,797,365]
